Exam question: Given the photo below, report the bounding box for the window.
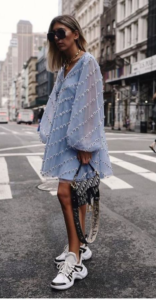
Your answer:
[106,46,110,57]
[101,27,105,35]
[142,16,147,40]
[112,43,115,54]
[112,20,116,29]
[101,48,105,57]
[132,53,137,62]
[134,21,138,43]
[107,24,110,32]
[127,26,131,46]
[128,0,132,14]
[120,29,125,49]
[121,0,125,20]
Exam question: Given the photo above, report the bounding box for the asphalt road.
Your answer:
[1,123,156,298]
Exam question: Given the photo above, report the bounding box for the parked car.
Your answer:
[0,108,9,123]
[16,109,34,125]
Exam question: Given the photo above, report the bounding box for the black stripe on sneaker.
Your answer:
[80,247,87,253]
[51,282,66,286]
[54,259,65,263]
[74,265,83,272]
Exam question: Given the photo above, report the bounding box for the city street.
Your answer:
[1,123,156,298]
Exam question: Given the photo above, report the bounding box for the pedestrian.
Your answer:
[149,139,156,153]
[39,15,113,290]
[126,115,130,130]
[37,108,44,131]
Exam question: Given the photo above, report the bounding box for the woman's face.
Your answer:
[51,22,79,51]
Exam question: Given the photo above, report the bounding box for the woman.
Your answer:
[39,15,113,290]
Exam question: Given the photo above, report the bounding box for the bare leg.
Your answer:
[57,182,80,261]
[79,204,87,246]
[149,141,156,152]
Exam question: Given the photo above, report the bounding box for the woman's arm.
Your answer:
[66,55,104,152]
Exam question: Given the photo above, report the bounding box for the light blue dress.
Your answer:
[39,52,113,181]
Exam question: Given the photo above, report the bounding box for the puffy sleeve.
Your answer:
[66,56,104,152]
[39,71,60,144]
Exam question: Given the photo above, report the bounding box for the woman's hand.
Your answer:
[77,150,92,164]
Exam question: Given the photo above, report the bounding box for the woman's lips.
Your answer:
[57,43,64,47]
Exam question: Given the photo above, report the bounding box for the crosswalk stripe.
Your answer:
[0,157,12,200]
[0,153,44,157]
[101,176,133,190]
[0,157,10,183]
[0,185,12,200]
[110,155,156,183]
[126,152,156,163]
[27,156,45,181]
[0,132,6,135]
[26,156,58,196]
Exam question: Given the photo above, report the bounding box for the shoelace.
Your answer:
[58,261,75,276]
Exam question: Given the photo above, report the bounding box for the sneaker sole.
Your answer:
[50,265,88,290]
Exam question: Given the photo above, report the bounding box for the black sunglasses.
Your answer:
[47,28,66,42]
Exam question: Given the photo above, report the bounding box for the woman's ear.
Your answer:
[74,30,79,40]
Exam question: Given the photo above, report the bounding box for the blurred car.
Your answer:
[0,108,9,123]
[16,109,34,125]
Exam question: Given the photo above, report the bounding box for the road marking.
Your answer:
[27,156,45,181]
[101,176,133,190]
[0,153,44,157]
[110,155,156,183]
[126,152,156,163]
[107,137,139,141]
[0,126,19,134]
[0,132,6,135]
[50,191,57,196]
[26,131,35,135]
[27,156,58,196]
[0,144,43,152]
[0,157,10,183]
[0,185,12,200]
[0,157,12,200]
[109,150,151,154]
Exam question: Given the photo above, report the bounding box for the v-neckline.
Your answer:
[63,52,87,80]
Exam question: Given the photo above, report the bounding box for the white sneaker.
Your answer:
[51,252,88,290]
[54,244,92,266]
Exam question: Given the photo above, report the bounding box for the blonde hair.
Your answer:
[47,15,87,72]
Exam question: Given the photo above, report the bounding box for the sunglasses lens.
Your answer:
[47,32,55,42]
[56,29,66,39]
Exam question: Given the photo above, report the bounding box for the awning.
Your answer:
[28,98,48,108]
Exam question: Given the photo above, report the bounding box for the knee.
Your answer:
[57,185,71,209]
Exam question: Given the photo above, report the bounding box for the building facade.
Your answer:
[8,79,16,121]
[27,57,38,108]
[32,33,47,56]
[34,46,54,121]
[74,0,104,60]
[1,34,18,107]
[17,20,33,74]
[105,0,149,130]
[99,0,117,126]
[0,61,3,107]
[61,0,77,15]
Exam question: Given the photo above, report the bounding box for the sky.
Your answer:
[0,0,59,60]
